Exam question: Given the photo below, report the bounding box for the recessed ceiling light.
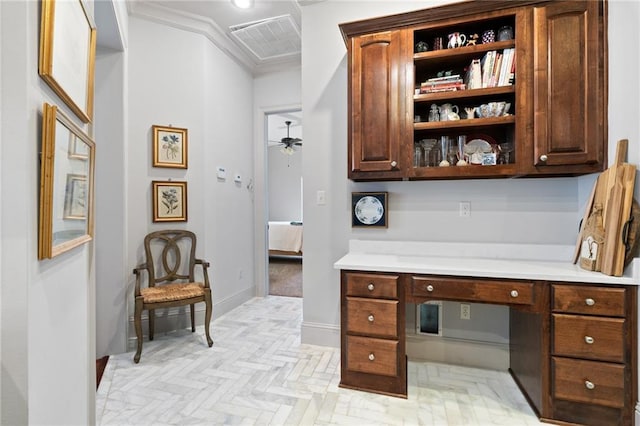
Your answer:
[232,0,254,9]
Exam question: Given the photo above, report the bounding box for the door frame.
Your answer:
[253,104,302,297]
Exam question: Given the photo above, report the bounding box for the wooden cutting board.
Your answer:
[574,139,636,276]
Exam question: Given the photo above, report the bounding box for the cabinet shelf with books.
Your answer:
[411,14,518,178]
[341,0,606,182]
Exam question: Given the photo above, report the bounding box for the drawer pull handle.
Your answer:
[585,380,595,390]
[584,336,595,344]
[390,160,398,168]
[367,283,375,291]
[510,290,519,298]
[368,353,375,361]
[585,298,595,306]
[368,314,374,323]
[426,285,434,292]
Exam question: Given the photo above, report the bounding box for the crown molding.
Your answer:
[128,1,259,73]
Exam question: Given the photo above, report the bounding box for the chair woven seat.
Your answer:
[141,282,205,303]
[133,230,213,363]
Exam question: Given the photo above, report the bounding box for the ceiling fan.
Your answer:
[269,120,302,155]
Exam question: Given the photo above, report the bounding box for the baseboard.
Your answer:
[301,321,340,348]
[406,334,510,370]
[127,286,255,351]
[635,402,640,425]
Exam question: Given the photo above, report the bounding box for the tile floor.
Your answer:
[96,296,551,425]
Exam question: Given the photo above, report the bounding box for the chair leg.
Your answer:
[190,303,195,332]
[149,309,155,341]
[134,299,144,363]
[204,292,213,347]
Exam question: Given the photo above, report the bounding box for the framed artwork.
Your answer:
[39,0,97,123]
[39,103,95,260]
[152,181,188,222]
[63,174,88,219]
[152,125,188,169]
[352,192,388,228]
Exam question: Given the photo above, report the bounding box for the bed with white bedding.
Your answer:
[268,221,303,256]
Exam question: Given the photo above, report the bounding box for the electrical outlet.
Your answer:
[460,303,471,320]
[459,202,471,218]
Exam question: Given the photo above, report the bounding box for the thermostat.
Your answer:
[216,166,226,180]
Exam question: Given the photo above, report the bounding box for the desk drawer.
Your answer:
[345,335,398,377]
[553,314,625,362]
[411,276,535,306]
[553,357,625,408]
[345,272,399,299]
[552,285,626,317]
[346,297,398,338]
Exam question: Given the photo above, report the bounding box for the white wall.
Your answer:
[1,1,96,424]
[299,0,640,348]
[267,113,303,222]
[253,68,302,296]
[268,148,303,221]
[94,0,128,360]
[125,16,256,345]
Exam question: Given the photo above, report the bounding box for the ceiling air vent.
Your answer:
[229,14,300,61]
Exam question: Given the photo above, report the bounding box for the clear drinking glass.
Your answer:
[414,145,423,167]
[439,136,450,166]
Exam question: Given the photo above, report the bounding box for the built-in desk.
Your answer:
[335,241,639,426]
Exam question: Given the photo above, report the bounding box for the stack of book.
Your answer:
[478,48,516,88]
[464,49,516,90]
[419,74,465,93]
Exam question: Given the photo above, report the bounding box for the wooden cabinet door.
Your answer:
[532,1,605,171]
[349,30,408,179]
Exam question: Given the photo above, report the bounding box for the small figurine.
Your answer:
[466,33,479,46]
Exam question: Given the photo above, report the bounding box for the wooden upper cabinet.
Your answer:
[348,30,408,180]
[340,0,607,181]
[532,1,605,172]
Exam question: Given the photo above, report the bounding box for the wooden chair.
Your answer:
[132,230,213,363]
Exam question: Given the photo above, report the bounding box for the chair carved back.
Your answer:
[143,230,197,287]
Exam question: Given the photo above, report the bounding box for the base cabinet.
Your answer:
[340,271,406,397]
[340,270,637,426]
[548,283,637,425]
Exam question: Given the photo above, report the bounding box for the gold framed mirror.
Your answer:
[38,103,95,259]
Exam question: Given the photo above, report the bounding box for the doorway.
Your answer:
[265,110,303,297]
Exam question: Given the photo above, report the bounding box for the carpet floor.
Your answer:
[268,257,302,297]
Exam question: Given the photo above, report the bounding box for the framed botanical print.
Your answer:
[352,192,388,228]
[39,0,96,123]
[39,103,95,259]
[152,125,188,169]
[152,180,188,222]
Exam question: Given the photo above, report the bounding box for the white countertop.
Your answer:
[334,240,640,286]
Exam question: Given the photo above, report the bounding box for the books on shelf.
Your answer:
[471,48,516,89]
[465,59,482,90]
[421,48,516,94]
[498,48,515,86]
[419,74,465,93]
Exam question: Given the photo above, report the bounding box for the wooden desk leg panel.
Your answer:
[509,281,550,418]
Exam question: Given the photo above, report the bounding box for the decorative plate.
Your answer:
[352,192,388,227]
[355,196,384,224]
[464,139,493,154]
[464,134,497,164]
